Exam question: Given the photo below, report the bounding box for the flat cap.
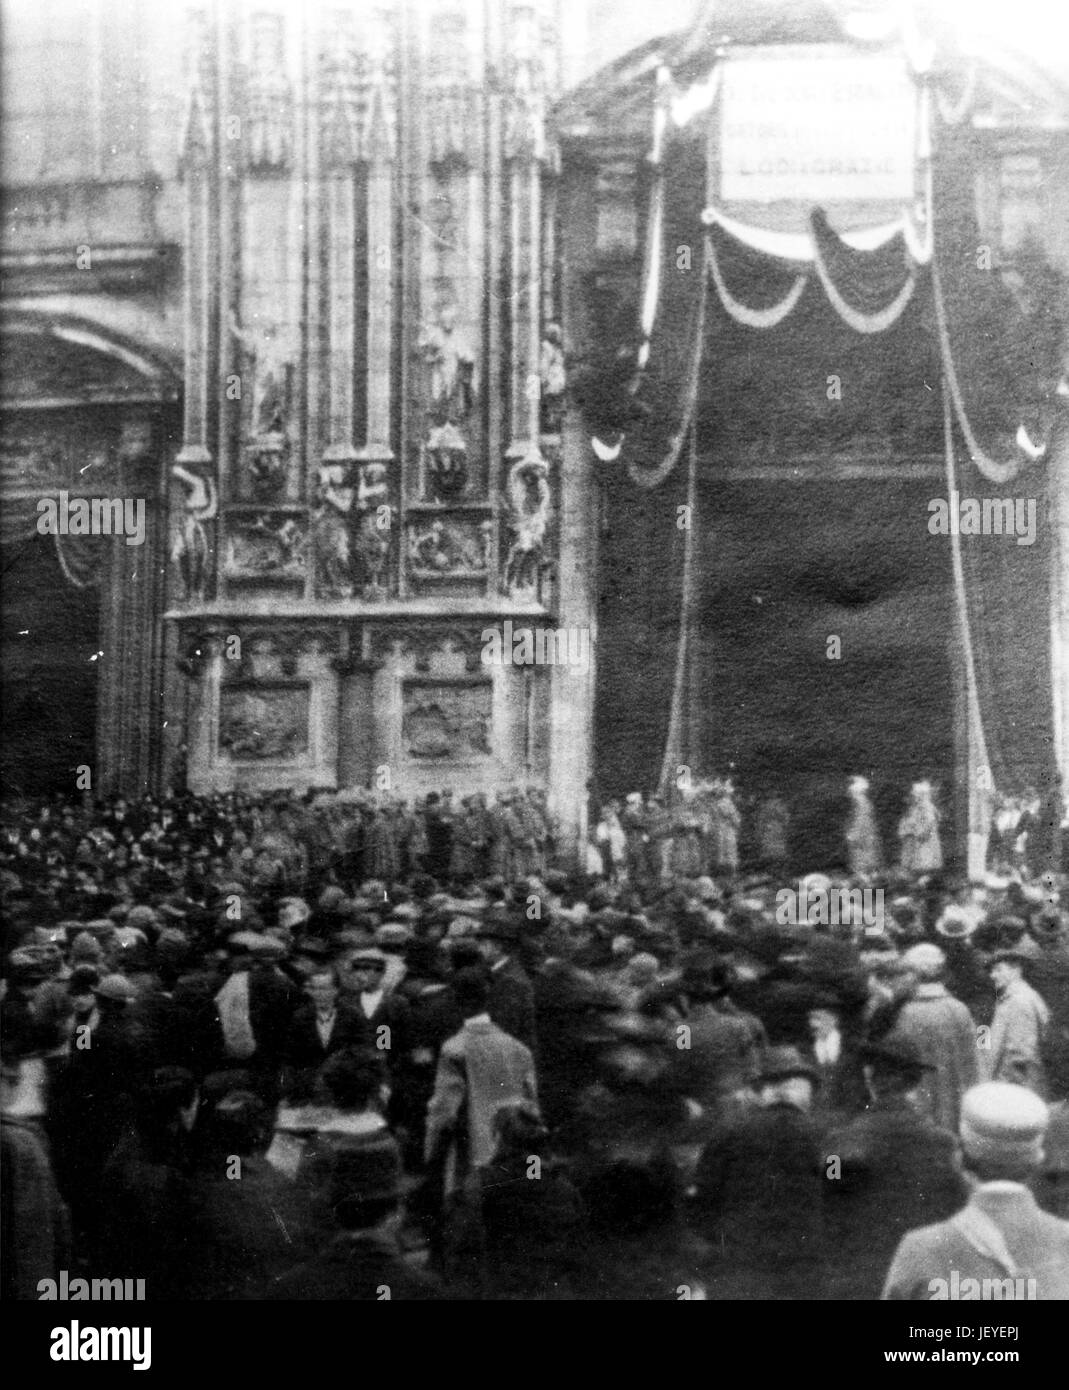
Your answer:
[960,1082,1048,1166]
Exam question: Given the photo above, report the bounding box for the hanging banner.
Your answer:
[719,46,916,206]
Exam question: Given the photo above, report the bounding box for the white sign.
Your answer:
[720,49,916,205]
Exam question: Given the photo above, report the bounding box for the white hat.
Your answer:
[960,1083,1048,1167]
[902,942,946,979]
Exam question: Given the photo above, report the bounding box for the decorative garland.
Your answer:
[811,235,917,335]
[706,230,808,329]
[626,240,708,491]
[658,424,700,797]
[937,61,977,126]
[53,529,103,590]
[931,254,1028,484]
[942,385,998,792]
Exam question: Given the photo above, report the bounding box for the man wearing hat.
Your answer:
[691,1045,826,1298]
[339,948,411,1077]
[281,967,371,1101]
[884,942,979,1130]
[271,1121,441,1299]
[823,1037,965,1299]
[883,1082,1069,1299]
[986,947,1051,1096]
[476,911,536,1050]
[674,953,766,1129]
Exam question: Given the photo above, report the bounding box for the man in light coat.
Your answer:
[424,968,538,1196]
[884,943,979,1131]
[882,1082,1069,1300]
[985,948,1051,1097]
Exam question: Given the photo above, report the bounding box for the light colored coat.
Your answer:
[882,1185,1069,1301]
[885,983,979,1131]
[986,978,1051,1097]
[424,1017,537,1189]
[845,792,882,876]
[897,798,943,873]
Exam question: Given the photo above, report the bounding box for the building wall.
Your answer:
[2,1,1067,854]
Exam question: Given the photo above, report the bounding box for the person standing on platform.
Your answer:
[707,778,741,878]
[897,780,943,875]
[845,775,882,877]
[755,791,790,876]
[621,793,649,885]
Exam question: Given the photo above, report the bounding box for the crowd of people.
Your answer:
[2,782,1068,1300]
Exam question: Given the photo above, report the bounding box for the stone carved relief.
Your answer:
[311,462,391,599]
[368,626,484,674]
[402,681,492,761]
[218,683,309,760]
[171,461,218,602]
[501,452,552,599]
[407,516,491,577]
[223,511,306,579]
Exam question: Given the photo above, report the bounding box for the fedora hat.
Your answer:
[759,1045,819,1085]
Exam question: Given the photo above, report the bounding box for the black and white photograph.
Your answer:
[2,0,1068,1338]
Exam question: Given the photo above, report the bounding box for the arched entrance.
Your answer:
[0,315,181,799]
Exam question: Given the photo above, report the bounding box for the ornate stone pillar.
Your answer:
[173,6,218,607]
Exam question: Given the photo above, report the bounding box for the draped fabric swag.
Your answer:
[601,60,1062,811]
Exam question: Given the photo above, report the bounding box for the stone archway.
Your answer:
[0,313,181,798]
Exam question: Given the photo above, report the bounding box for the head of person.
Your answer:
[476,914,516,964]
[67,965,100,1021]
[959,1082,1049,1184]
[94,972,137,1014]
[860,1037,931,1103]
[202,1089,270,1159]
[305,967,339,1016]
[451,966,490,1020]
[319,1047,388,1114]
[989,950,1025,994]
[758,1047,818,1113]
[135,1065,199,1145]
[341,949,388,994]
[901,942,946,983]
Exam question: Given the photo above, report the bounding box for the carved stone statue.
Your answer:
[312,465,354,598]
[229,312,292,440]
[502,452,551,597]
[539,322,567,435]
[418,297,475,427]
[353,461,390,597]
[425,422,468,500]
[171,461,217,601]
